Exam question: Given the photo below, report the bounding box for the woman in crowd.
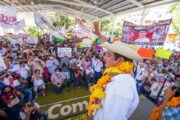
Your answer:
[31,69,46,99]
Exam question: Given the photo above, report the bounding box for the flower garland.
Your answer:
[88,61,133,117]
[149,97,180,120]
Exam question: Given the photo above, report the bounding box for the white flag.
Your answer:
[59,25,66,37]
[13,19,25,32]
[34,12,56,30]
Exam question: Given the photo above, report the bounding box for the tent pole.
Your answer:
[140,8,146,25]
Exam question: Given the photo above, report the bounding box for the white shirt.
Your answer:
[17,65,30,79]
[46,59,59,74]
[135,69,148,81]
[93,60,103,72]
[94,74,139,120]
[85,68,94,77]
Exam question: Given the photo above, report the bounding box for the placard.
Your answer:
[58,48,72,57]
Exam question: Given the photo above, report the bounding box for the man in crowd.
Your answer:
[92,55,103,83]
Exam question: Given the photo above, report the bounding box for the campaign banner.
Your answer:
[0,5,16,28]
[58,48,72,57]
[121,19,171,45]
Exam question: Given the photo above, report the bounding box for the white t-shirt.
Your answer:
[93,60,103,72]
[17,65,30,79]
[85,68,94,77]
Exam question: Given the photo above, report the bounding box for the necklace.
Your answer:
[88,61,133,116]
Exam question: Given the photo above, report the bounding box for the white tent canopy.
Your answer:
[0,0,179,21]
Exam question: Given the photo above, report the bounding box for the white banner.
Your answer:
[0,5,16,28]
[13,19,25,32]
[58,48,72,57]
[24,36,38,44]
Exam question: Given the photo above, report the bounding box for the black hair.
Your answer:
[175,74,180,79]
[114,52,133,62]
[55,68,60,72]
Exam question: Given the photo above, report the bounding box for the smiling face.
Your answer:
[139,30,146,38]
[103,50,124,68]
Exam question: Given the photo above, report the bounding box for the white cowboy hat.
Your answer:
[101,41,143,61]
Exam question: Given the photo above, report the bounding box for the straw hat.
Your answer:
[101,41,143,61]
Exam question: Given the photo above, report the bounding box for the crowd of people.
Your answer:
[0,32,179,120]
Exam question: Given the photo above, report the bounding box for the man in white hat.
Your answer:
[88,36,143,120]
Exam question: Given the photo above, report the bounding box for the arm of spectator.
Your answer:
[3,57,9,69]
[79,70,83,76]
[31,75,35,81]
[164,87,175,102]
[60,78,64,87]
[74,72,78,78]
[50,74,57,85]
[39,60,45,68]
[93,21,105,44]
[25,64,30,71]
[0,109,7,118]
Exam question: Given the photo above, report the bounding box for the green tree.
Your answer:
[169,3,180,34]
[100,17,124,37]
[52,13,75,30]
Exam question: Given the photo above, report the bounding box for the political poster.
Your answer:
[0,5,16,28]
[58,48,72,57]
[121,19,171,45]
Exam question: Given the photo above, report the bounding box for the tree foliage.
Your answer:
[100,17,124,37]
[52,13,75,30]
[169,3,180,34]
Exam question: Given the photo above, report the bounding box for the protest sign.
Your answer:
[138,48,154,59]
[121,19,171,45]
[0,5,16,28]
[155,49,172,59]
[82,39,92,47]
[58,48,72,57]
[10,37,23,45]
[24,36,38,44]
